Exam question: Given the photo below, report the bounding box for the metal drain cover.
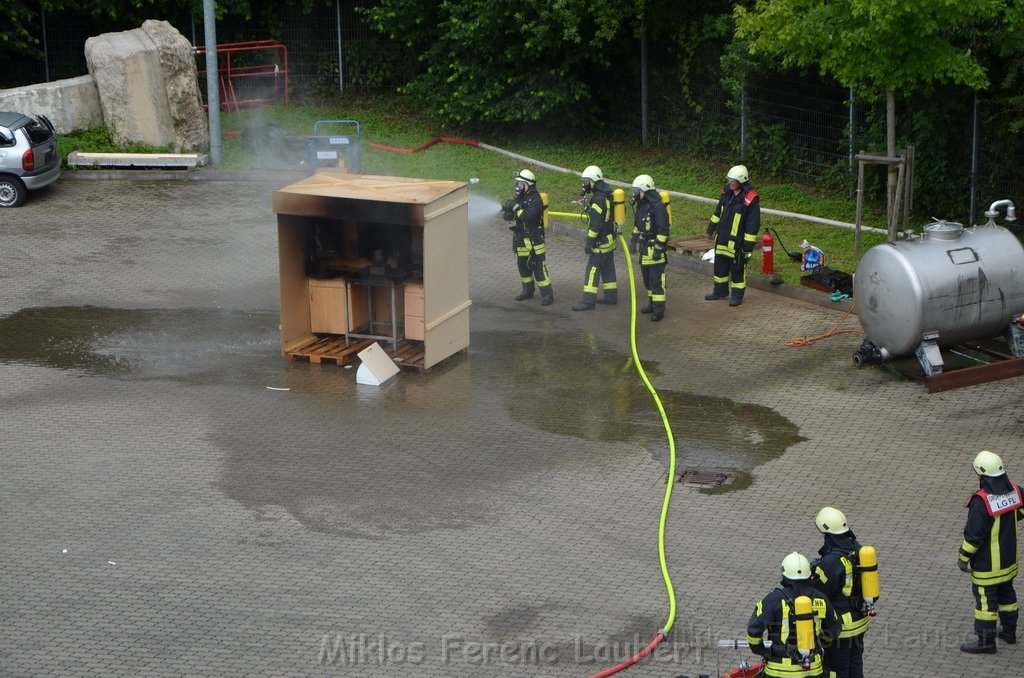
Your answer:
[677,469,735,487]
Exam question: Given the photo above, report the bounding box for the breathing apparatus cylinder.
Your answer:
[541,191,549,229]
[612,188,626,233]
[659,190,673,226]
[761,230,774,274]
[794,595,814,668]
[859,545,879,616]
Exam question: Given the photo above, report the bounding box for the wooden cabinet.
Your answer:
[404,282,424,341]
[308,278,370,334]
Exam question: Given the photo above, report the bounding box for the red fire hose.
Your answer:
[588,634,665,678]
[365,136,480,153]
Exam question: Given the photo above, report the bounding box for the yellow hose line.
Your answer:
[619,233,678,635]
[548,210,589,222]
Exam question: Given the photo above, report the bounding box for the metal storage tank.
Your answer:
[853,205,1024,373]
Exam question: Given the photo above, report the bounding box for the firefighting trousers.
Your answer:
[711,248,747,294]
[581,250,617,304]
[514,235,551,293]
[823,634,865,678]
[640,261,666,308]
[973,580,1018,637]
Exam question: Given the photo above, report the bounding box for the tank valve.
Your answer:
[852,339,884,368]
[984,199,1017,223]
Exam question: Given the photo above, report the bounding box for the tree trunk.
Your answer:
[886,89,897,223]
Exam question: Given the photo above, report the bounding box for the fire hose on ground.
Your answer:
[585,234,678,678]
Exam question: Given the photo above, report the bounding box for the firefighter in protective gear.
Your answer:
[572,165,618,311]
[812,507,873,678]
[959,450,1023,654]
[502,169,553,306]
[629,174,670,321]
[747,552,840,678]
[705,164,761,306]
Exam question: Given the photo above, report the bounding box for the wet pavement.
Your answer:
[1,174,1023,677]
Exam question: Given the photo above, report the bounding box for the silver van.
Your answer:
[0,112,61,207]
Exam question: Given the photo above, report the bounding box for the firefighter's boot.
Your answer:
[640,300,654,314]
[960,636,997,654]
[999,626,1017,644]
[651,304,665,322]
[704,283,728,301]
[572,301,596,311]
[515,284,535,302]
[540,287,554,306]
[597,290,617,305]
[729,290,745,307]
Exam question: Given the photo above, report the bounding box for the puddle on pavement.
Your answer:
[0,306,805,538]
[472,329,805,494]
[0,305,280,383]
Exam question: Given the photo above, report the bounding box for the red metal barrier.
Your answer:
[195,40,289,112]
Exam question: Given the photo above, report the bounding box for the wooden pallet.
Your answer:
[284,335,374,365]
[667,235,715,256]
[284,334,433,372]
[891,338,1024,392]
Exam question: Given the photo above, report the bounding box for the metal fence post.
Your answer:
[740,83,747,156]
[969,92,979,226]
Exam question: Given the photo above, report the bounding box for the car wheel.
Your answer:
[0,175,27,208]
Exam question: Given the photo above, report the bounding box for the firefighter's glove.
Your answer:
[706,223,716,238]
[750,643,768,658]
[744,250,753,262]
[958,558,971,573]
[655,244,666,256]
[630,234,639,254]
[584,245,593,255]
[501,199,516,222]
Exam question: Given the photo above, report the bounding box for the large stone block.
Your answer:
[84,21,208,151]
[141,20,208,152]
[0,76,103,134]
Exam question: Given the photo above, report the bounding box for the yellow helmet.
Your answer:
[631,174,655,192]
[514,169,536,186]
[582,165,603,182]
[814,506,849,534]
[727,164,749,183]
[973,450,1005,477]
[781,552,812,580]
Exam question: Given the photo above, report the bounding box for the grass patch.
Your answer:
[58,127,174,162]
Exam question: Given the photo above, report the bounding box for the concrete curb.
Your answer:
[62,169,307,183]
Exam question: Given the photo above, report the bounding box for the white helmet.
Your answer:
[727,164,749,183]
[632,174,655,193]
[582,165,603,183]
[814,506,849,535]
[514,169,536,186]
[973,450,1006,477]
[781,552,812,580]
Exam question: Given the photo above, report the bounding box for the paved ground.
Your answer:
[1,174,1022,678]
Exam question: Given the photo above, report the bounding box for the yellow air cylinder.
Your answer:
[612,188,626,227]
[794,595,814,657]
[659,190,673,226]
[859,545,879,615]
[541,191,549,229]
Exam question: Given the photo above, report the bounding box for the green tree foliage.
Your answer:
[363,0,643,130]
[733,0,1000,95]
[735,0,1004,221]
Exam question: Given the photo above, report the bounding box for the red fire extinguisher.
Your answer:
[761,229,774,275]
